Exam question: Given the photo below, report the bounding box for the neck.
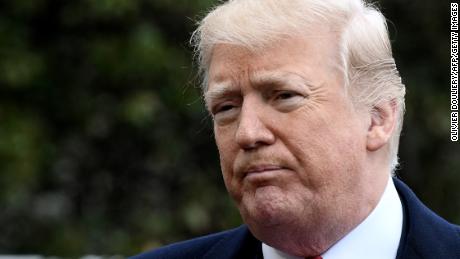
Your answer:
[251,168,390,257]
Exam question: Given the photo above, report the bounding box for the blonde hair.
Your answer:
[191,0,406,171]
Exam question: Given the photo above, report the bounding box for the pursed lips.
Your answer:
[244,164,287,177]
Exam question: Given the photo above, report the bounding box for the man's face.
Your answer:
[206,33,380,245]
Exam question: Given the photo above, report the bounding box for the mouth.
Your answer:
[243,164,288,181]
[246,165,284,174]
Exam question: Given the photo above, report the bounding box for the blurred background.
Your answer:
[0,0,458,256]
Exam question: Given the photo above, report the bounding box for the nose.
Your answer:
[235,99,275,150]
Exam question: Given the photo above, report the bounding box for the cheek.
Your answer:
[280,108,366,174]
[214,126,238,182]
[214,126,235,163]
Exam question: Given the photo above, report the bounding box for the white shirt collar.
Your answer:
[262,176,403,259]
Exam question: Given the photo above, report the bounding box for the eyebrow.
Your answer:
[250,71,313,90]
[204,80,238,108]
[204,71,313,107]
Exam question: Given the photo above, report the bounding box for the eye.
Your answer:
[211,102,240,124]
[276,91,297,100]
[212,102,239,116]
[273,90,304,101]
[216,104,236,113]
[271,90,306,112]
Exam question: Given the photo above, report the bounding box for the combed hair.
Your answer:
[191,0,406,171]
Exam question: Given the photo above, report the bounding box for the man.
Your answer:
[132,0,460,258]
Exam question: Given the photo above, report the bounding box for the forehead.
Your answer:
[206,33,342,91]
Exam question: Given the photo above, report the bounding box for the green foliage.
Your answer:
[0,0,458,256]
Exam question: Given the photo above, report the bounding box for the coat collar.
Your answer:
[394,177,460,258]
[203,224,262,259]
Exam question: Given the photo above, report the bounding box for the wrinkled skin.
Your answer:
[205,33,391,256]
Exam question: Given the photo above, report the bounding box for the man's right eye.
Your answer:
[214,104,236,115]
[217,104,235,112]
[211,102,240,123]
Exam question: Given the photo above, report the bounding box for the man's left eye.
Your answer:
[276,91,296,100]
[271,90,306,111]
[274,91,302,100]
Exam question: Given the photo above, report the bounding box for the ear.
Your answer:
[366,100,397,151]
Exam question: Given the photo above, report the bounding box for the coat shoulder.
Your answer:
[129,225,259,259]
[394,178,460,258]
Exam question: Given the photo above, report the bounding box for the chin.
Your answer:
[239,185,297,227]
